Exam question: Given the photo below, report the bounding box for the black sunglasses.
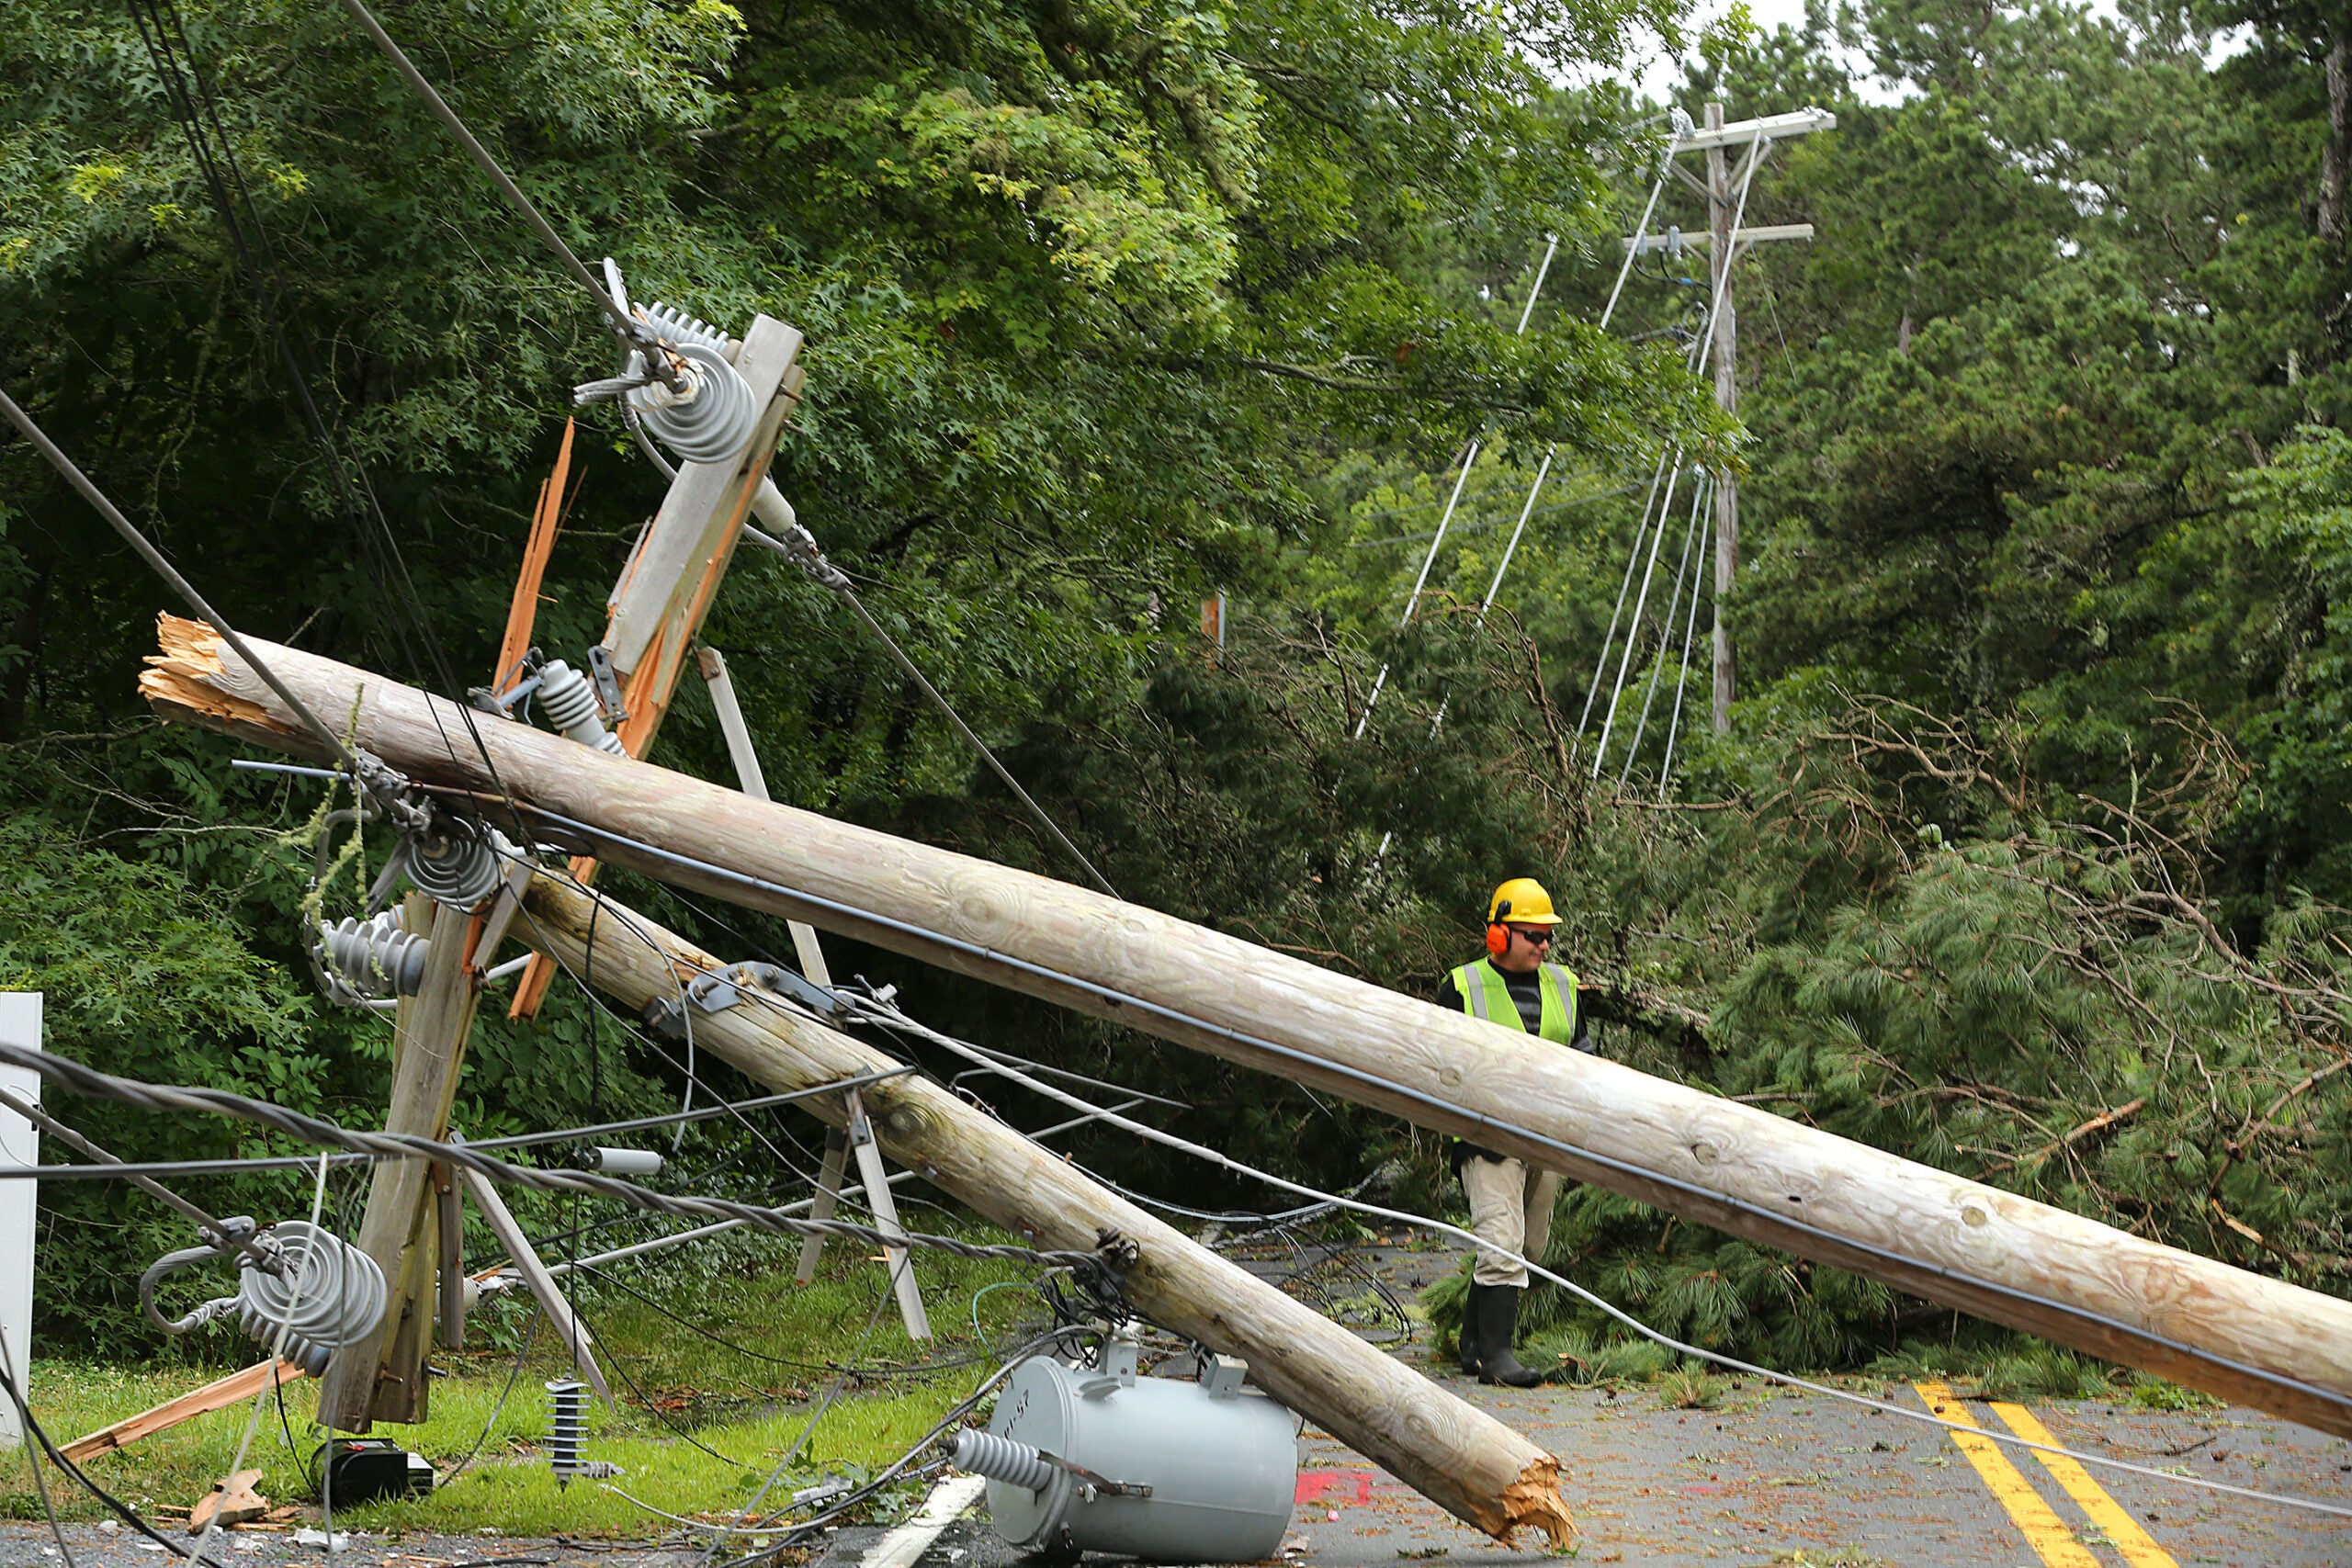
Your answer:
[1507,925,1554,945]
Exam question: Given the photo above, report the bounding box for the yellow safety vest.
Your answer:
[1447,957,1578,1046]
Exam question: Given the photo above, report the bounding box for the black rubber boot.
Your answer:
[1476,1284,1542,1387]
[1456,1283,1487,1375]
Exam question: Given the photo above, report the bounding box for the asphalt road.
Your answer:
[6,1243,2346,1568]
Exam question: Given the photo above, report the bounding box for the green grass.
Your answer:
[4,1224,1044,1539]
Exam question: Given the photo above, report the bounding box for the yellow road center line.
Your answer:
[1914,1381,2098,1567]
[1990,1400,2180,1568]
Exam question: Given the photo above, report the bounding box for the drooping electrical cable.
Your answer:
[0,389,356,771]
[327,0,678,378]
[737,523,1120,898]
[119,0,551,867]
[0,1041,1116,1279]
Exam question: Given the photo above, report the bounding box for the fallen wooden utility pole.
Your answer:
[506,873,1575,1544]
[141,616,2352,1438]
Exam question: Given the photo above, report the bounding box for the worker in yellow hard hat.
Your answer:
[1434,875,1592,1386]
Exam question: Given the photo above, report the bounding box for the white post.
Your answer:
[0,993,41,1444]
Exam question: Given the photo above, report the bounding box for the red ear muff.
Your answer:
[1485,923,1510,957]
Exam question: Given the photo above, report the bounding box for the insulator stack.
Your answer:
[546,1379,585,1483]
[318,911,431,1000]
[536,660,627,754]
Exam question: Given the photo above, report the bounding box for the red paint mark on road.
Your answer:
[1295,1471,1375,1506]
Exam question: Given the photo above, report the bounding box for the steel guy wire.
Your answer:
[0,388,357,773]
[736,524,1119,899]
[329,0,678,380]
[459,790,2352,1430]
[0,1324,73,1568]
[1619,471,1710,787]
[0,1353,223,1565]
[0,1043,1112,1277]
[831,992,2352,1524]
[121,0,548,869]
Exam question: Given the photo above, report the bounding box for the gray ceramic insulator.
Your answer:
[536,660,627,754]
[546,1380,585,1481]
[322,912,431,998]
[952,1429,1056,1494]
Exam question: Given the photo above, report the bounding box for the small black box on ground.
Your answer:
[312,1438,434,1505]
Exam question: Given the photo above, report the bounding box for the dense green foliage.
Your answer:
[4,0,2350,1380]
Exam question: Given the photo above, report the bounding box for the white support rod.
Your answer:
[1514,232,1561,334]
[1571,450,1673,762]
[1397,444,1482,627]
[1476,446,1559,618]
[1590,465,1683,776]
[1600,173,1668,330]
[1587,133,1770,774]
[1619,474,1710,788]
[699,646,831,987]
[1357,230,1572,739]
[1657,514,1713,801]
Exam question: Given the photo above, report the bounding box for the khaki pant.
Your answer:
[1460,1155,1561,1288]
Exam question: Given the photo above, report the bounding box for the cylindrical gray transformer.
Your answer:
[970,1341,1297,1562]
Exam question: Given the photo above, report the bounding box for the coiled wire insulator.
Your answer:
[536,660,627,754]
[317,911,431,1002]
[623,300,754,465]
[141,1220,387,1378]
[400,818,513,909]
[236,1221,389,1377]
[952,1428,1057,1494]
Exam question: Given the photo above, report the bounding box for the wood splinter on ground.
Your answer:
[188,1469,268,1533]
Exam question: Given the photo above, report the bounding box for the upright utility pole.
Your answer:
[1629,105,1832,736]
[1705,104,1740,736]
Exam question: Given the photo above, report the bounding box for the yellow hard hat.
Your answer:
[1486,877,1561,926]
